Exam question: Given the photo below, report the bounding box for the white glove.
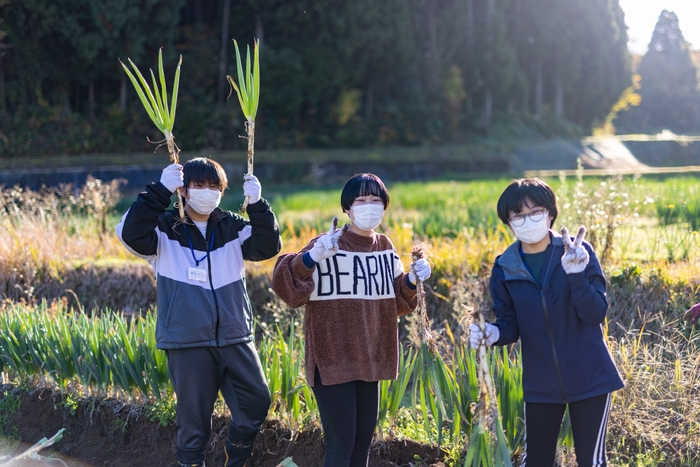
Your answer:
[469,322,499,348]
[408,258,431,284]
[308,233,339,263]
[308,217,346,263]
[560,226,590,275]
[160,164,183,193]
[243,174,262,204]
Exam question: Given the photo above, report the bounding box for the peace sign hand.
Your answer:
[560,226,590,274]
[308,217,346,263]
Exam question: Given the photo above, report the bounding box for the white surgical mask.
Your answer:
[187,188,222,215]
[511,215,550,244]
[351,204,384,231]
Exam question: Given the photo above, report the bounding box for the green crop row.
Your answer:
[0,301,565,461]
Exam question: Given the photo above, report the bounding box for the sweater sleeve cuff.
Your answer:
[302,252,317,269]
[406,276,417,290]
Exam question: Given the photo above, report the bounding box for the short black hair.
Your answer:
[497,178,558,227]
[183,158,228,192]
[340,173,390,212]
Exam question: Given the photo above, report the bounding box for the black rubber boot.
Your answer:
[224,439,255,467]
[224,431,257,467]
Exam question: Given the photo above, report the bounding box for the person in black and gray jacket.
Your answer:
[116,158,281,467]
[469,178,623,467]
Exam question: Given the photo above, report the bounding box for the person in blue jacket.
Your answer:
[470,178,624,467]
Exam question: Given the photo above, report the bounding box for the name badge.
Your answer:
[188,267,208,282]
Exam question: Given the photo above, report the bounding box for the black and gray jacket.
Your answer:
[116,181,281,350]
[490,230,624,404]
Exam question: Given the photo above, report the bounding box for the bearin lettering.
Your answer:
[309,250,403,301]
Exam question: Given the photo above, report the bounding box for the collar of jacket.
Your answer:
[183,207,226,226]
[496,230,563,282]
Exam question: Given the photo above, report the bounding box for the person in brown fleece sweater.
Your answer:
[272,173,430,467]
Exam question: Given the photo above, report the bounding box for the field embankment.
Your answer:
[0,386,445,467]
[2,136,700,193]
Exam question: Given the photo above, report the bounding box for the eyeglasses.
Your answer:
[509,208,548,227]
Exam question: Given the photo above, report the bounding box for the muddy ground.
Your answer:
[0,386,446,467]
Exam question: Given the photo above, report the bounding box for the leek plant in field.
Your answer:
[227,39,260,212]
[0,302,171,401]
[258,323,317,429]
[378,344,416,437]
[120,49,185,223]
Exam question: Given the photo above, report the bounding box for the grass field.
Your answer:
[3,172,700,465]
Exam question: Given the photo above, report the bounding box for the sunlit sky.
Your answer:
[618,0,700,54]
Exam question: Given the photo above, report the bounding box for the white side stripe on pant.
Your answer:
[592,393,612,466]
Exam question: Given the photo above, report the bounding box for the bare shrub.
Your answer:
[0,178,129,309]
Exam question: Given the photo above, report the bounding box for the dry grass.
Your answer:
[0,178,132,308]
[608,328,700,465]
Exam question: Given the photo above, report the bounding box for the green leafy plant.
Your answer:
[120,49,185,223]
[0,393,20,438]
[227,39,260,212]
[143,398,176,427]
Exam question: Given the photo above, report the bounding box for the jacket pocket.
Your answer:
[161,287,216,344]
[163,288,181,329]
[559,333,600,397]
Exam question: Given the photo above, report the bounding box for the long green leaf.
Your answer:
[227,75,247,116]
[170,55,182,129]
[252,38,260,119]
[243,45,254,120]
[127,58,165,129]
[233,40,249,114]
[120,60,161,129]
[149,68,166,127]
[158,48,170,127]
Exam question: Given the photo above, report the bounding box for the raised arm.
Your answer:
[116,172,177,257]
[238,175,282,261]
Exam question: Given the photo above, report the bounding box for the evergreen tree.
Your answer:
[617,10,699,133]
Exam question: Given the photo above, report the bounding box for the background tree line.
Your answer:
[613,10,700,135]
[0,0,641,157]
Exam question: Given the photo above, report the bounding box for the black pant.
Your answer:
[166,342,271,464]
[521,393,612,467]
[312,369,380,467]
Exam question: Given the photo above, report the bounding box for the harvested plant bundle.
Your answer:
[411,244,434,347]
[464,309,512,467]
[227,39,260,212]
[410,245,456,446]
[120,49,185,223]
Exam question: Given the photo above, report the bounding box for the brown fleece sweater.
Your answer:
[271,229,418,386]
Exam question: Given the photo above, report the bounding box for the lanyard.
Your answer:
[183,224,215,267]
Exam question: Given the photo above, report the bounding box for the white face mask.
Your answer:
[511,214,550,244]
[186,188,222,215]
[351,204,385,231]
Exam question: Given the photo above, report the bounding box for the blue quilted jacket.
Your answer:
[491,231,624,403]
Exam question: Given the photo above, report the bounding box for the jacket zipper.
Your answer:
[520,241,567,403]
[540,291,567,403]
[203,219,221,347]
[207,251,220,346]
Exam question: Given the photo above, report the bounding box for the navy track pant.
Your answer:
[521,393,612,467]
[166,341,271,464]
